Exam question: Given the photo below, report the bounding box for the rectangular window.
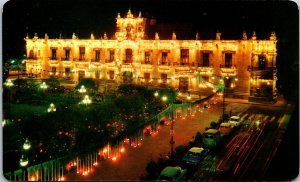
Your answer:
[161,52,168,65]
[109,70,114,79]
[125,49,133,63]
[225,53,232,68]
[202,53,210,67]
[144,73,150,81]
[180,49,189,65]
[65,68,70,77]
[109,50,115,62]
[65,49,70,60]
[79,47,85,61]
[51,49,57,60]
[95,50,100,61]
[161,73,167,83]
[145,52,150,64]
[52,67,56,73]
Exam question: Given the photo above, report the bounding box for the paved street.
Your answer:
[66,96,223,180]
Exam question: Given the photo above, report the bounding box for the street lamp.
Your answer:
[187,94,191,101]
[40,82,48,89]
[47,103,56,112]
[19,155,29,167]
[78,85,87,93]
[4,79,14,87]
[81,95,92,105]
[159,93,175,161]
[23,139,31,150]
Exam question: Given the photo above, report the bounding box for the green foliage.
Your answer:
[44,77,60,88]
[75,78,97,90]
[9,104,47,119]
[146,160,158,179]
[175,145,186,158]
[194,131,203,143]
[210,121,218,129]
[13,79,28,88]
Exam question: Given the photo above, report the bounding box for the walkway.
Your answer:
[66,96,223,180]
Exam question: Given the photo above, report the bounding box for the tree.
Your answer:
[210,121,218,129]
[175,145,186,158]
[145,160,158,180]
[75,78,97,90]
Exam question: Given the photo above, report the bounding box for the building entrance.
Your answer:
[78,71,85,81]
[179,77,189,91]
[122,71,133,83]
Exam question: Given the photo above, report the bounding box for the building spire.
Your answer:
[252,31,257,40]
[72,33,77,40]
[127,9,133,18]
[104,32,108,40]
[138,11,142,18]
[155,32,159,40]
[117,12,121,19]
[195,32,199,40]
[242,31,247,40]
[172,32,176,40]
[216,31,221,40]
[90,33,95,40]
[25,33,29,39]
[270,31,276,41]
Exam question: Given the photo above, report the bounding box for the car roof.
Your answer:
[220,122,231,126]
[160,167,181,177]
[205,129,219,134]
[189,147,204,153]
[230,116,240,119]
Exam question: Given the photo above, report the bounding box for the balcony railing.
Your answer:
[48,57,57,61]
[250,68,273,79]
[62,57,70,61]
[91,59,101,62]
[105,59,114,63]
[220,66,237,76]
[27,57,38,60]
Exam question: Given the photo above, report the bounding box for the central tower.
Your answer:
[115,9,146,41]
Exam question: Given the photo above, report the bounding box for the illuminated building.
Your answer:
[24,9,277,102]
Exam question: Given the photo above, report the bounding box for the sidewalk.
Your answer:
[224,95,287,108]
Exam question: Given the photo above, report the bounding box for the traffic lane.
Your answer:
[66,101,223,180]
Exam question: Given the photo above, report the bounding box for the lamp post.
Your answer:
[78,85,87,94]
[40,82,48,89]
[23,138,31,150]
[19,138,31,167]
[81,95,92,105]
[4,79,14,87]
[47,103,56,112]
[155,92,175,160]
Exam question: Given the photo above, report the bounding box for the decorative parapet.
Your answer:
[220,67,236,76]
[158,65,171,72]
[197,67,213,75]
[75,62,89,69]
[174,66,191,72]
[121,63,134,72]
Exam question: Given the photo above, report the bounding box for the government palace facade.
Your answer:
[25,10,277,102]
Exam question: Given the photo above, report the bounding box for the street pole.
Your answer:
[223,84,225,122]
[169,102,175,161]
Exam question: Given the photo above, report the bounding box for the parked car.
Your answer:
[157,166,187,181]
[228,116,241,127]
[182,147,210,165]
[203,129,222,149]
[219,122,233,135]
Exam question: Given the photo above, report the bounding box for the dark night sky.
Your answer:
[2,0,299,97]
